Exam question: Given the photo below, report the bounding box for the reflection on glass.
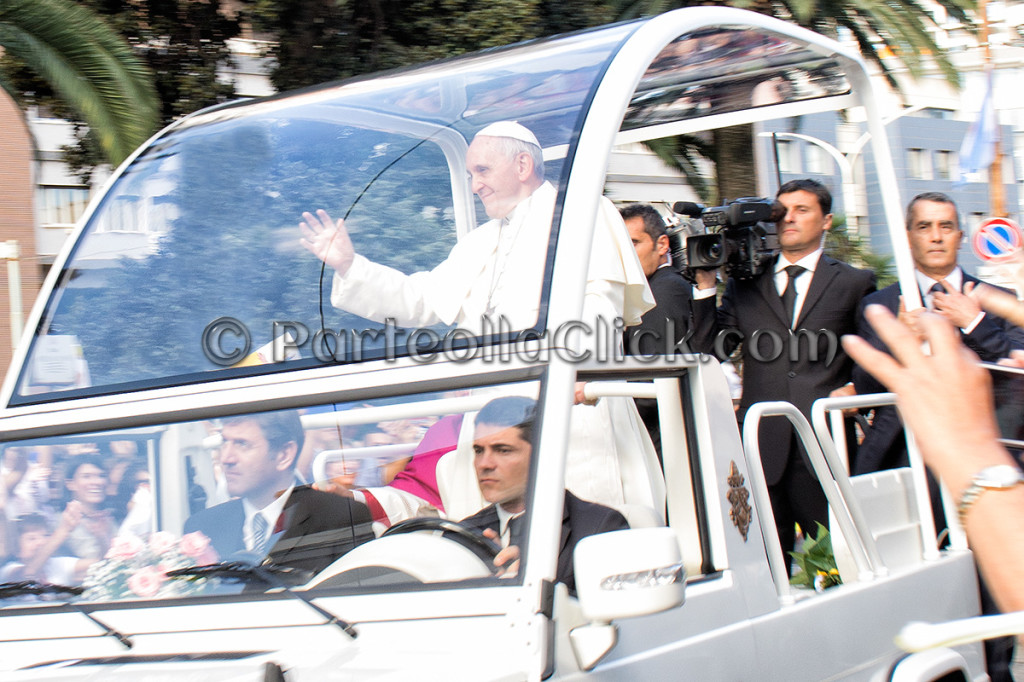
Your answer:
[0,380,542,606]
[15,25,632,404]
[623,27,850,130]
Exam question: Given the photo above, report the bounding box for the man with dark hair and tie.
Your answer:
[852,191,1024,474]
[852,191,1024,682]
[184,410,374,576]
[691,178,875,561]
[459,396,628,595]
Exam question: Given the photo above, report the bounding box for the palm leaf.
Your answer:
[0,0,159,165]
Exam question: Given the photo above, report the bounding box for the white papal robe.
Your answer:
[329,182,662,524]
[330,181,652,332]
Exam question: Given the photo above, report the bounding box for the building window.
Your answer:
[37,186,90,226]
[934,150,954,180]
[907,148,932,180]
[805,145,830,174]
[776,140,800,173]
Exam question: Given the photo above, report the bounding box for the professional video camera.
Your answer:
[666,197,782,281]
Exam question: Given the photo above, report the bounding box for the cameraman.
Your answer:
[691,179,875,564]
[621,203,713,357]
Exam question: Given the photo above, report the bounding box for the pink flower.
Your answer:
[127,566,166,598]
[106,534,144,560]
[148,531,178,555]
[179,531,218,564]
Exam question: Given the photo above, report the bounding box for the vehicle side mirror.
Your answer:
[570,527,685,670]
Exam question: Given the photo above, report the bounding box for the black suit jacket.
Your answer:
[852,276,1024,473]
[460,490,628,596]
[693,255,876,484]
[184,485,374,576]
[625,265,714,356]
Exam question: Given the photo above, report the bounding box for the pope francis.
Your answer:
[298,121,663,524]
[299,120,652,335]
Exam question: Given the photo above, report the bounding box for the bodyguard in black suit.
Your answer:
[851,191,1024,682]
[184,410,373,576]
[852,191,1024,474]
[459,396,627,595]
[691,179,875,558]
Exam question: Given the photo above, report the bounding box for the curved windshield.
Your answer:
[13,24,636,404]
[0,379,542,606]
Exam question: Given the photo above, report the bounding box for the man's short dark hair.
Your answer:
[224,410,305,461]
[619,203,666,243]
[777,178,832,215]
[905,191,960,231]
[475,396,537,443]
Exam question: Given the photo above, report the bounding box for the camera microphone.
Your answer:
[672,201,704,218]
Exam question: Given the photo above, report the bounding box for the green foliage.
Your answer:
[644,135,715,204]
[0,0,159,166]
[826,215,897,287]
[789,522,842,591]
[50,122,458,385]
[245,0,619,93]
[1,0,240,176]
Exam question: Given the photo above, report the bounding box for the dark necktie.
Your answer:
[251,513,270,555]
[927,282,944,310]
[781,264,805,327]
[506,513,525,550]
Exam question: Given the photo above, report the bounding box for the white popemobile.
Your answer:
[0,8,996,681]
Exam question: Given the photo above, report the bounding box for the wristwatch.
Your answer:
[957,464,1024,527]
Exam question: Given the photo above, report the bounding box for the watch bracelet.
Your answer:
[957,475,1024,527]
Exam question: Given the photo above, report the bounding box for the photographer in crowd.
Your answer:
[691,179,875,562]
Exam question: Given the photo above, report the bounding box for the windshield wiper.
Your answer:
[0,581,133,649]
[0,580,83,599]
[167,561,357,638]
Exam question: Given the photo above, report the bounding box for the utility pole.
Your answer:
[981,0,1007,217]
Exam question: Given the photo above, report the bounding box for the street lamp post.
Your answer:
[758,131,859,235]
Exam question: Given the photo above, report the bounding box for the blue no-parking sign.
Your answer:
[972,217,1024,262]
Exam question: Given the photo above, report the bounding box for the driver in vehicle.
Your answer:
[459,397,628,595]
[184,411,374,575]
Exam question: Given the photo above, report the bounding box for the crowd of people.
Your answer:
[620,182,1024,678]
[0,441,153,585]
[303,121,1024,639]
[6,118,1023,666]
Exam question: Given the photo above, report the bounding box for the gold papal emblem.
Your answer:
[727,460,752,542]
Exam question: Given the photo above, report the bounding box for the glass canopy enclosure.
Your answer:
[6,13,864,407]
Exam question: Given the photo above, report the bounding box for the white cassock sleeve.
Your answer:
[330,231,489,328]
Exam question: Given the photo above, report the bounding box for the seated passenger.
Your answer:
[184,411,374,576]
[1,512,93,585]
[459,397,628,596]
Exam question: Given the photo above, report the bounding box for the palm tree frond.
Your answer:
[0,0,159,165]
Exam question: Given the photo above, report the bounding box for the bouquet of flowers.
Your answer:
[788,522,842,592]
[81,531,219,602]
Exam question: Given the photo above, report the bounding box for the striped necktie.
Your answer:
[251,513,270,555]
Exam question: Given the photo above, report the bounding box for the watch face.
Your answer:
[979,464,1024,489]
